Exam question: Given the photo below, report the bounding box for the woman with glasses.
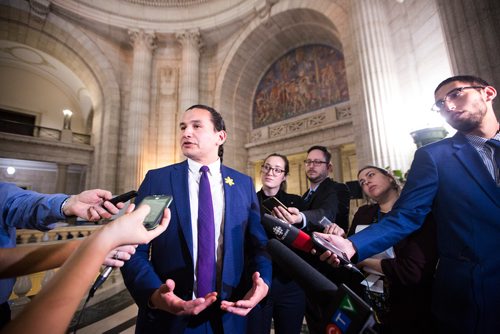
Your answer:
[247,153,305,334]
[349,166,438,334]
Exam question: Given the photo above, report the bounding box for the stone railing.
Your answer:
[9,224,126,316]
[15,224,98,245]
[0,119,91,145]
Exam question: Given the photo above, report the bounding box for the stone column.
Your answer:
[436,0,500,119]
[176,30,201,112]
[125,29,157,190]
[175,30,201,161]
[350,0,407,170]
[330,147,343,182]
[55,163,69,193]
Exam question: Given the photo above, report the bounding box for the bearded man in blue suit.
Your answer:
[318,75,500,333]
[121,105,271,333]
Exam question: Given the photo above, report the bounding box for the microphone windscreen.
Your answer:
[262,214,314,252]
[267,239,337,305]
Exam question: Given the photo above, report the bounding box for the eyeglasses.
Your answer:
[431,86,485,112]
[261,164,285,175]
[304,160,328,166]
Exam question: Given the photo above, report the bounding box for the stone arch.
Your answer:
[0,4,121,191]
[213,1,352,173]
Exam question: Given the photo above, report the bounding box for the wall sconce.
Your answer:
[6,167,16,175]
[62,109,73,130]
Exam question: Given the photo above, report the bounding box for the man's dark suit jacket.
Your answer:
[350,132,500,333]
[301,178,350,232]
[121,161,272,334]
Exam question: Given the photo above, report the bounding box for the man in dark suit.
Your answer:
[275,145,350,233]
[121,105,272,334]
[320,75,500,333]
[274,145,350,334]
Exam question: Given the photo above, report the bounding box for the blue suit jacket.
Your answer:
[350,132,500,333]
[121,161,272,333]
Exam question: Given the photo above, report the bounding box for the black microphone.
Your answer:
[262,214,362,275]
[262,213,315,252]
[267,239,376,334]
[267,238,337,303]
[88,266,114,298]
[87,191,139,298]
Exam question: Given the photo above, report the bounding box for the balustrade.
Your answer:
[8,224,126,317]
[0,119,91,144]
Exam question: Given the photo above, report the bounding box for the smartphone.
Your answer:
[140,195,173,230]
[311,232,351,266]
[108,190,138,206]
[261,196,288,214]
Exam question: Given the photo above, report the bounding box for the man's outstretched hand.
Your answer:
[220,271,269,316]
[149,279,217,316]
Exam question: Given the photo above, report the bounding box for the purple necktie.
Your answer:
[197,165,215,297]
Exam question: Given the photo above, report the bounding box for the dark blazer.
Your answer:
[349,204,438,333]
[248,190,306,334]
[301,178,350,232]
[121,161,272,334]
[350,132,500,333]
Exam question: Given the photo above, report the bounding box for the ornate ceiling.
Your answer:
[120,0,210,7]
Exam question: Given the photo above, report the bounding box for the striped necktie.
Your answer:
[485,139,500,184]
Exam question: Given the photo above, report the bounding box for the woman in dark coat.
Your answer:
[350,166,438,334]
[248,153,305,334]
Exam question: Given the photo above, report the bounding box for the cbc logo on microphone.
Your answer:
[272,226,288,241]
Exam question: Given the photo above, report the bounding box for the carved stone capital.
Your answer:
[175,29,202,49]
[128,29,157,51]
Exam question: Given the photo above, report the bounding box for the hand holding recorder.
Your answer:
[261,214,360,274]
[313,232,358,266]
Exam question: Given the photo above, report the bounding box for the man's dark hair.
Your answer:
[434,75,490,94]
[307,145,331,163]
[186,104,226,162]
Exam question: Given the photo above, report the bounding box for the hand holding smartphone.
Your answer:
[140,195,173,230]
[261,196,288,214]
[311,232,351,266]
[108,190,138,206]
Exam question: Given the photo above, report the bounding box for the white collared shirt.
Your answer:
[187,158,225,297]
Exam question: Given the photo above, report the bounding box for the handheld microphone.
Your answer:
[261,213,314,252]
[262,214,362,275]
[88,266,114,298]
[267,239,375,334]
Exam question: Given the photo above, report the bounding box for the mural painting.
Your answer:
[253,44,349,128]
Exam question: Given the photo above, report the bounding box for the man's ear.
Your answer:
[217,130,227,145]
[484,86,497,102]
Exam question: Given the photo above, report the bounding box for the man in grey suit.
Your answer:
[320,75,500,333]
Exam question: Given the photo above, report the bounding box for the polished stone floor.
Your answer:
[69,287,310,334]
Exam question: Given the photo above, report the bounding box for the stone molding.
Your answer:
[247,103,352,148]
